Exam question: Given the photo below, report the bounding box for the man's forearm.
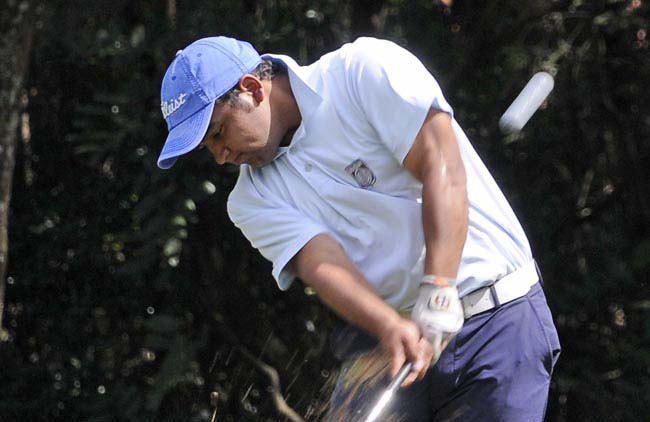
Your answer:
[290,233,401,338]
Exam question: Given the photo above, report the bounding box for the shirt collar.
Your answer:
[262,53,322,119]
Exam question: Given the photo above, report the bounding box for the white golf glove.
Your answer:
[410,278,464,362]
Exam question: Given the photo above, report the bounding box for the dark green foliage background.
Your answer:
[1,0,649,421]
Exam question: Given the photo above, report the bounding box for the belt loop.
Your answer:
[489,284,501,308]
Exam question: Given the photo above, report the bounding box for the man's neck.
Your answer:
[270,74,302,147]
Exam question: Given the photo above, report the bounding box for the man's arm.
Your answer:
[290,233,433,386]
[404,108,469,280]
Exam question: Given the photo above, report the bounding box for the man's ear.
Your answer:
[238,74,264,102]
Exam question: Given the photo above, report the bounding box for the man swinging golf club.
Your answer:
[157,35,560,421]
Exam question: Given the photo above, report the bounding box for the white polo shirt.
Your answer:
[227,37,533,311]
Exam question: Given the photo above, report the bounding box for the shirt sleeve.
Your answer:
[227,167,328,290]
[343,37,454,164]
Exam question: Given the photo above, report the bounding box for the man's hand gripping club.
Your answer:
[377,313,435,387]
[410,276,464,364]
[377,276,464,388]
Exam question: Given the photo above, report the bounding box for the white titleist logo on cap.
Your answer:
[161,93,188,119]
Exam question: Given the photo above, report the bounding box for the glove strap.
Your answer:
[421,274,457,288]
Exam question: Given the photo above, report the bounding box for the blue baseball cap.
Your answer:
[157,36,262,169]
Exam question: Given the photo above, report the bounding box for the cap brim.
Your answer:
[157,101,216,169]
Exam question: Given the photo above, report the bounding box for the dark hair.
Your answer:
[218,59,286,108]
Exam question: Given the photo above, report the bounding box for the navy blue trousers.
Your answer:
[325,282,561,421]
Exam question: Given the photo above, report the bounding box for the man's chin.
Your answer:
[248,156,273,168]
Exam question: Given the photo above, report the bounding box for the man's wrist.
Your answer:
[421,274,457,288]
[375,308,404,342]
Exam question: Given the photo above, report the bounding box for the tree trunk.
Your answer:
[0,0,36,337]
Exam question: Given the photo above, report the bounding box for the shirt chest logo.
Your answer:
[345,159,376,188]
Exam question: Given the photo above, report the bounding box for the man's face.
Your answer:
[198,76,282,168]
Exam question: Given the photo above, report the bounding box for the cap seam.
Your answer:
[169,100,214,131]
[177,53,209,102]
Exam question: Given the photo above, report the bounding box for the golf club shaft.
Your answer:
[364,362,413,422]
[388,361,413,392]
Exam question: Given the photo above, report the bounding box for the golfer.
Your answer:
[157,36,560,421]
